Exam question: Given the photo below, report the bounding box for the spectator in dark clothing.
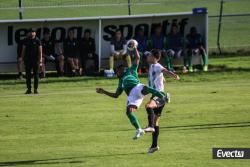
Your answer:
[109,29,131,71]
[165,25,184,71]
[148,25,167,66]
[134,28,149,73]
[148,25,166,51]
[185,26,208,72]
[17,31,30,79]
[63,30,80,75]
[79,29,99,74]
[41,30,64,77]
[21,29,42,94]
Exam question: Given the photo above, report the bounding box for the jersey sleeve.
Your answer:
[130,64,139,72]
[37,39,42,46]
[155,64,165,73]
[110,39,115,45]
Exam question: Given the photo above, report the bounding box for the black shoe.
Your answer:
[34,89,38,94]
[39,73,45,79]
[17,73,23,79]
[25,89,32,94]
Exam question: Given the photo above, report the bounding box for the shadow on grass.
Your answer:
[160,121,250,131]
[0,152,145,166]
[118,121,250,132]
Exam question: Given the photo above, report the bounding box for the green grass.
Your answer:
[0,56,250,167]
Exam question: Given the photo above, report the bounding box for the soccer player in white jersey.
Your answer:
[144,49,180,153]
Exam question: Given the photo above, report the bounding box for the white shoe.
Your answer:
[144,126,155,133]
[148,146,160,154]
[164,93,171,103]
[133,129,145,140]
[182,66,188,73]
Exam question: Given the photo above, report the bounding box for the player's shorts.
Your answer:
[127,83,145,108]
[151,96,165,108]
[153,104,165,116]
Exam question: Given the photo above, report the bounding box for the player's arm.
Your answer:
[133,47,140,66]
[96,88,121,98]
[162,68,180,80]
[20,45,26,61]
[38,45,43,65]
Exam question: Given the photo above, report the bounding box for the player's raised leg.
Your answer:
[142,86,170,103]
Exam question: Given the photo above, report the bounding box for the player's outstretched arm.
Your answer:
[133,47,140,66]
[96,88,120,98]
[162,68,180,80]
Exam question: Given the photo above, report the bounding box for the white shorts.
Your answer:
[127,83,145,108]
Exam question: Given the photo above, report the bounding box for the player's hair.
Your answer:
[151,49,161,60]
[68,29,74,34]
[43,29,50,35]
[29,28,36,33]
[171,24,179,33]
[116,29,122,33]
[84,29,91,34]
[190,26,197,33]
[137,27,144,32]
[113,29,123,38]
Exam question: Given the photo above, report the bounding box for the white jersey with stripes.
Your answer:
[148,63,165,92]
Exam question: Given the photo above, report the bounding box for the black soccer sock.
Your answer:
[151,126,159,148]
[146,107,154,127]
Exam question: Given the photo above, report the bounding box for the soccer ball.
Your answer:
[127,39,138,51]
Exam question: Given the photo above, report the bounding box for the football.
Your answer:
[127,39,138,51]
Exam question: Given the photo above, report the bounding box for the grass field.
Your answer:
[0,0,250,49]
[0,56,250,167]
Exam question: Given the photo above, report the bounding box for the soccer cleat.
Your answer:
[144,126,155,133]
[188,66,193,72]
[25,89,32,94]
[148,146,160,154]
[182,66,188,74]
[163,93,171,103]
[133,128,145,140]
[203,65,208,72]
[34,89,38,94]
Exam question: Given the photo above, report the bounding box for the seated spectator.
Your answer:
[41,30,64,77]
[134,28,148,73]
[79,29,99,75]
[185,26,208,72]
[64,29,80,76]
[166,25,184,71]
[148,25,166,59]
[54,42,64,76]
[17,31,30,79]
[109,29,131,71]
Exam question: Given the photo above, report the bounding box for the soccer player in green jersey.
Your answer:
[96,40,170,140]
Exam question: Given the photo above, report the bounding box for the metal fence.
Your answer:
[0,0,249,53]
